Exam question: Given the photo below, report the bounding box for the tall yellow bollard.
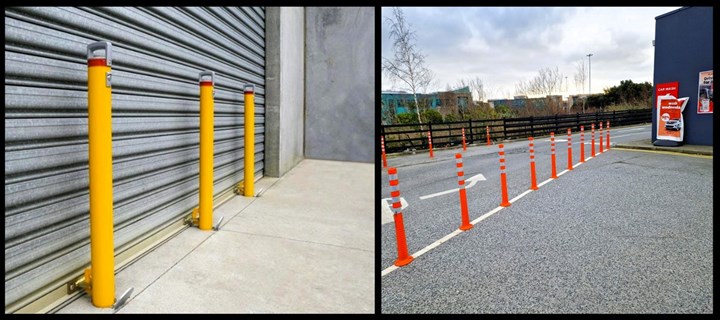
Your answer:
[199,71,215,230]
[243,84,255,197]
[86,41,115,308]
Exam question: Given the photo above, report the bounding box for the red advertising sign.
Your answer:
[656,95,689,142]
[655,82,679,109]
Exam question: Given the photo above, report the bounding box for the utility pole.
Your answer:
[587,53,593,95]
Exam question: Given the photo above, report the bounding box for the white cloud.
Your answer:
[381,6,682,99]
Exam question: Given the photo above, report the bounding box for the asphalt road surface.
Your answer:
[380,123,713,313]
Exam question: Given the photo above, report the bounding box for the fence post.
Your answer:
[503,117,507,140]
[576,112,580,129]
[595,111,599,125]
[530,116,534,137]
[612,110,616,125]
[468,120,473,144]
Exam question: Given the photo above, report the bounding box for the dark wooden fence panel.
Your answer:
[382,109,652,153]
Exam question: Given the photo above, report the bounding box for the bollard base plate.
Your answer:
[500,202,511,207]
[459,224,473,231]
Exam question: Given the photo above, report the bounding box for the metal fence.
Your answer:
[381,109,652,153]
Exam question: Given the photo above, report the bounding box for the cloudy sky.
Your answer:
[381,7,681,100]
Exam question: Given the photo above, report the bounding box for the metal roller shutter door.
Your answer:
[4,6,265,309]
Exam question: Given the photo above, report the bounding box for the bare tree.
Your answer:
[514,67,563,97]
[457,77,486,102]
[574,59,587,112]
[574,59,587,94]
[383,7,434,127]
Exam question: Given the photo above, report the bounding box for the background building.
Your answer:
[381,86,471,117]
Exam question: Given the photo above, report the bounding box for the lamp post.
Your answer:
[587,53,593,94]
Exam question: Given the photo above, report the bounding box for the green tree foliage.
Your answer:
[494,104,516,118]
[588,80,653,110]
[396,112,419,124]
[421,109,444,123]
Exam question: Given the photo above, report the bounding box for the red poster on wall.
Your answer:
[655,82,679,108]
[656,95,689,142]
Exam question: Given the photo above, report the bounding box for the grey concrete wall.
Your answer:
[265,7,305,177]
[304,7,375,163]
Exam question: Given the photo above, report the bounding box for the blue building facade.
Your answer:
[652,7,713,146]
[381,87,471,116]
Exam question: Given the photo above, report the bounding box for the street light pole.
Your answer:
[587,53,593,95]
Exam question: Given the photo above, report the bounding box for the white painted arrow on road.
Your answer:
[419,173,486,200]
[381,197,408,225]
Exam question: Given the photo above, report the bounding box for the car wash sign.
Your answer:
[656,95,689,142]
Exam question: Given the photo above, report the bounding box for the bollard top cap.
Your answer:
[388,167,397,174]
[529,136,534,140]
[244,84,254,93]
[455,153,462,158]
[498,143,504,148]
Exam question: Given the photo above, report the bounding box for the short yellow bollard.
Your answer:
[86,41,115,308]
[243,84,255,197]
[199,71,215,230]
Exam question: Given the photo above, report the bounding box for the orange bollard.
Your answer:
[428,131,434,158]
[486,126,491,146]
[550,132,558,179]
[567,128,573,171]
[498,144,511,207]
[591,123,596,157]
[580,126,585,163]
[381,135,388,168]
[461,127,467,151]
[388,167,413,267]
[529,137,538,190]
[606,121,610,150]
[455,154,473,231]
[599,122,604,153]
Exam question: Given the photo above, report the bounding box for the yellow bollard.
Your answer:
[199,71,215,230]
[86,41,115,308]
[243,84,255,197]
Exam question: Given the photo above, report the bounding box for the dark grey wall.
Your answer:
[652,7,713,145]
[304,7,375,162]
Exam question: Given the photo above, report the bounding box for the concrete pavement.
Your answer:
[58,159,374,313]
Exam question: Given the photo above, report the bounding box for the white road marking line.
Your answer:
[557,169,570,177]
[381,197,408,225]
[545,138,567,142]
[471,206,504,225]
[509,189,533,203]
[381,265,398,276]
[537,177,554,188]
[419,173,486,200]
[413,229,462,259]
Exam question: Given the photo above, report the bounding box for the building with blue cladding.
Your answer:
[652,6,713,146]
[381,86,471,115]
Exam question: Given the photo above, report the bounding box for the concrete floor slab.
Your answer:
[119,231,374,313]
[57,160,373,313]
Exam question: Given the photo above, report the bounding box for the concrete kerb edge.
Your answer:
[614,144,713,156]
